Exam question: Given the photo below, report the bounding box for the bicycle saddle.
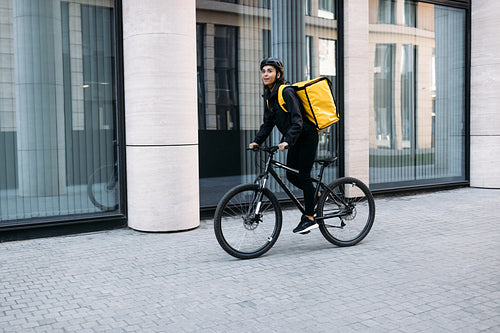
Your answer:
[314,157,338,166]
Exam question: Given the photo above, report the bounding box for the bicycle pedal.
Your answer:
[299,231,310,235]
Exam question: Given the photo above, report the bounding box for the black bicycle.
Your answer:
[214,145,375,259]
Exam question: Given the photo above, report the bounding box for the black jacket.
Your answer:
[253,82,310,146]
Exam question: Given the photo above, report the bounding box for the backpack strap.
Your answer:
[277,84,290,113]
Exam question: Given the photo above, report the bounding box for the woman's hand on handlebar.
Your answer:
[247,143,288,152]
[249,142,259,151]
[278,142,289,152]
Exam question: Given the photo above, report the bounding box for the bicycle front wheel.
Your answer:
[214,184,282,259]
[317,177,375,247]
[88,164,118,211]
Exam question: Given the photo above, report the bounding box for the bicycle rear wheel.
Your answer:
[317,177,375,246]
[214,184,282,259]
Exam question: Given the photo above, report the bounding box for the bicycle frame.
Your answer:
[214,147,375,259]
[253,148,350,222]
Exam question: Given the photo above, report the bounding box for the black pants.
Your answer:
[286,123,319,216]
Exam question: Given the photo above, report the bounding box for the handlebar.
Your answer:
[247,145,288,153]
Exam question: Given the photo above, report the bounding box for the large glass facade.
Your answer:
[369,0,467,189]
[196,0,340,208]
[0,0,469,228]
[0,0,121,227]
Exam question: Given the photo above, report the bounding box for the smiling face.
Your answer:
[261,65,280,87]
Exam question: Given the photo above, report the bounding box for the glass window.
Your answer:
[214,25,239,131]
[197,23,206,130]
[306,0,312,16]
[263,29,271,58]
[373,44,395,149]
[0,0,120,226]
[318,0,335,19]
[198,24,241,183]
[197,0,340,208]
[400,44,416,148]
[305,36,313,80]
[319,38,336,81]
[377,0,396,24]
[404,0,417,27]
[369,3,466,188]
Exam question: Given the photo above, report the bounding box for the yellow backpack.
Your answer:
[278,76,339,131]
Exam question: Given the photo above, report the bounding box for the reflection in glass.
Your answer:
[403,0,417,27]
[319,38,336,81]
[318,0,335,19]
[369,2,466,188]
[0,0,118,225]
[378,0,396,24]
[214,25,239,131]
[197,23,206,130]
[374,44,395,149]
[197,0,340,207]
[400,44,416,148]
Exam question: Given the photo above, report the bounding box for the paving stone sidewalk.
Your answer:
[1,187,499,332]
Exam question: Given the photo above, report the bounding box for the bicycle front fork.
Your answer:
[254,178,269,215]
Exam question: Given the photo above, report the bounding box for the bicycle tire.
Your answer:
[87,164,118,211]
[214,184,282,259]
[317,177,375,247]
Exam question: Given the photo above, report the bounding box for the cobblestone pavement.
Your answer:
[1,187,499,332]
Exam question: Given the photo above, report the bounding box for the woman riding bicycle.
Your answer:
[249,57,319,234]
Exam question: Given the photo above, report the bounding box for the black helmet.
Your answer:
[260,57,284,78]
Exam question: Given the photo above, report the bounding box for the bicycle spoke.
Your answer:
[235,231,249,251]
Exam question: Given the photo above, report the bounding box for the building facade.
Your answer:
[0,0,498,232]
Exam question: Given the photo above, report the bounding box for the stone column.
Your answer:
[470,0,500,188]
[343,0,370,185]
[123,0,199,231]
[13,0,66,196]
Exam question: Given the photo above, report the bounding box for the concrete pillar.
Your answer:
[123,0,199,231]
[470,0,500,188]
[343,0,370,185]
[271,0,306,83]
[13,0,66,196]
